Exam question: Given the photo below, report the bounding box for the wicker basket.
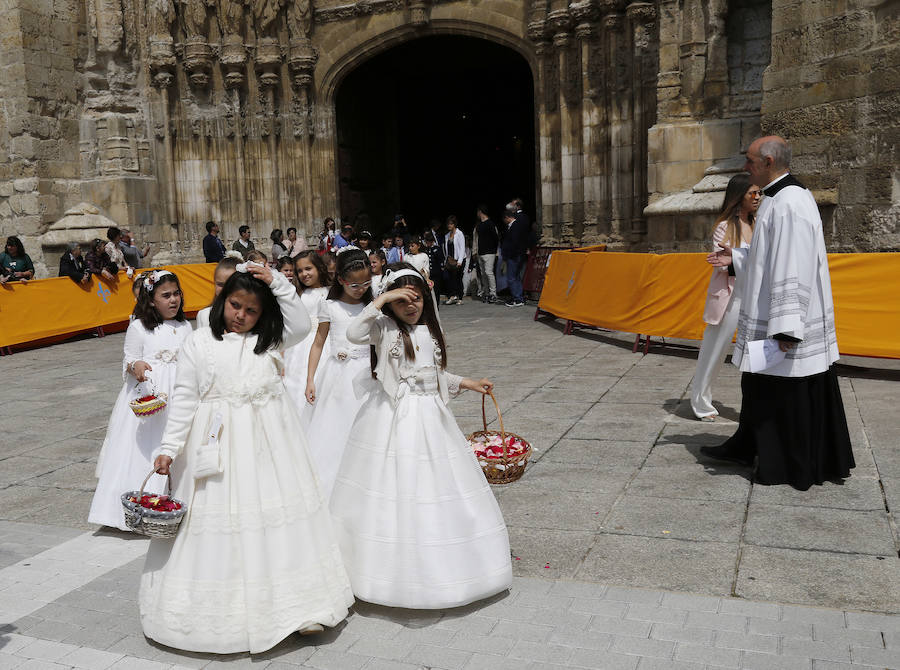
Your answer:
[128,379,168,417]
[467,391,532,485]
[121,470,186,538]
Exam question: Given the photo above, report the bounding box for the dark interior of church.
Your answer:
[335,35,536,238]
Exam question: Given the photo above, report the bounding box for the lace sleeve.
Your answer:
[446,372,463,397]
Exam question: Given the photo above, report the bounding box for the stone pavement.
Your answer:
[1,298,899,669]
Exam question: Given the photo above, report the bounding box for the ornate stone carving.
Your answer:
[182,36,214,88]
[149,36,177,87]
[181,0,211,37]
[288,39,319,89]
[408,0,430,26]
[147,0,176,38]
[287,0,313,40]
[220,33,248,89]
[216,0,245,35]
[254,36,282,89]
[253,0,283,37]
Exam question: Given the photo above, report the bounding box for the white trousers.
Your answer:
[690,292,741,419]
[476,253,497,298]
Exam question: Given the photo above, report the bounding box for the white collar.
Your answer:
[238,238,249,247]
[762,172,790,191]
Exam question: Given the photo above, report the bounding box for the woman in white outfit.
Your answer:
[690,173,761,421]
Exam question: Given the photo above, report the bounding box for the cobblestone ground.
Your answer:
[1,299,899,669]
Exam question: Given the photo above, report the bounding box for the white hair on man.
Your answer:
[757,136,792,169]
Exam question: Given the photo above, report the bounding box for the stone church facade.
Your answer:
[0,0,896,275]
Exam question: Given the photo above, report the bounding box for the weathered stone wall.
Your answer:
[0,0,896,277]
[763,0,900,252]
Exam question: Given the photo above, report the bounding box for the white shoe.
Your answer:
[299,624,324,635]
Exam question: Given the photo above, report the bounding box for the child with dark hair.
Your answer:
[88,270,192,530]
[369,248,387,295]
[302,247,379,497]
[141,262,353,653]
[330,263,512,609]
[274,254,294,280]
[284,250,332,413]
[196,252,242,329]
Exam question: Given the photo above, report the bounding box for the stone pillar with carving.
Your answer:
[602,2,631,245]
[627,1,655,244]
[550,7,583,243]
[572,1,603,243]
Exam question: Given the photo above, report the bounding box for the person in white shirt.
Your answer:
[704,135,853,490]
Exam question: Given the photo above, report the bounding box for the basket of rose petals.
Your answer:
[467,390,532,484]
[121,470,186,538]
[128,381,167,417]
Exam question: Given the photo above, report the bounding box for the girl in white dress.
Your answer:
[303,247,379,499]
[283,250,331,412]
[369,249,387,296]
[331,265,513,609]
[196,252,241,329]
[141,263,353,654]
[89,270,192,530]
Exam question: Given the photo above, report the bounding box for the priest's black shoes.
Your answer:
[699,445,755,467]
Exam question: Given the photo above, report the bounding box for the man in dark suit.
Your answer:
[202,221,226,263]
[59,242,91,284]
[501,206,528,307]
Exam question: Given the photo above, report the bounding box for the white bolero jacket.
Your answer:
[346,302,463,406]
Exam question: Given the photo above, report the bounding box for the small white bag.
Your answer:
[194,412,224,480]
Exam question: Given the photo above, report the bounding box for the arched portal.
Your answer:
[334,35,536,236]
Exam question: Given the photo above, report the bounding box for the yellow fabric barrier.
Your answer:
[0,264,217,349]
[539,250,900,359]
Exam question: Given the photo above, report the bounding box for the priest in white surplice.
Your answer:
[702,136,854,490]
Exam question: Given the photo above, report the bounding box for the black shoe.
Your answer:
[699,445,754,467]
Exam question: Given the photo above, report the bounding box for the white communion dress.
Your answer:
[283,286,328,416]
[88,318,192,530]
[302,299,379,499]
[139,273,354,654]
[330,321,512,609]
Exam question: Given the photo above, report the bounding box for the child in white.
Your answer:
[303,247,379,498]
[89,270,192,530]
[140,263,353,654]
[283,250,331,415]
[196,252,241,329]
[330,266,512,609]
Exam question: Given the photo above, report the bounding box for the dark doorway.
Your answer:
[335,35,536,238]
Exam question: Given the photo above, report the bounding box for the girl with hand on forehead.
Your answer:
[141,261,353,654]
[329,263,512,610]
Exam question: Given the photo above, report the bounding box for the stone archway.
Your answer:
[330,34,536,236]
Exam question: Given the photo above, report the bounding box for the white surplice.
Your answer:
[731,174,840,378]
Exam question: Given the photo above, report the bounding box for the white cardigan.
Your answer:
[346,302,463,406]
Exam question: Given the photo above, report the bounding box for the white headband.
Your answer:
[143,270,174,291]
[377,268,425,295]
[336,245,360,255]
[235,261,265,273]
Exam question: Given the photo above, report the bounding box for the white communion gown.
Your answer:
[139,273,354,654]
[330,325,512,609]
[283,286,328,417]
[302,299,379,499]
[89,318,192,530]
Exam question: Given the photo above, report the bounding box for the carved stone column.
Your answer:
[603,5,631,245]
[255,37,282,91]
[220,34,248,89]
[627,2,655,243]
[572,1,603,242]
[550,8,583,243]
[182,37,214,89]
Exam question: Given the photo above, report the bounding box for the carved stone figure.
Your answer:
[287,0,312,41]
[253,0,283,37]
[217,0,246,35]
[147,0,176,37]
[182,0,211,37]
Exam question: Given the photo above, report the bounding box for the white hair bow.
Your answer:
[143,270,174,291]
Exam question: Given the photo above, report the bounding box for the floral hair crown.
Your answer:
[336,245,360,255]
[223,250,244,261]
[143,269,174,291]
